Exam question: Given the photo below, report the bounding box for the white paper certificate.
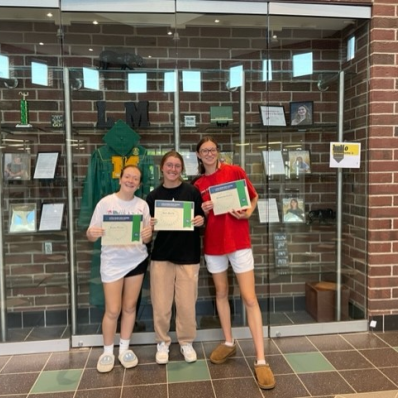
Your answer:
[154,200,194,231]
[257,199,280,223]
[209,179,251,216]
[33,152,59,179]
[102,214,142,245]
[39,203,65,231]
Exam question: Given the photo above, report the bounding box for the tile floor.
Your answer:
[1,331,398,398]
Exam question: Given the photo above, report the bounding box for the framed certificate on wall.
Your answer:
[39,203,65,231]
[33,152,59,179]
[259,105,287,127]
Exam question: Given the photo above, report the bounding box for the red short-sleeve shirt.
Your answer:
[194,163,257,255]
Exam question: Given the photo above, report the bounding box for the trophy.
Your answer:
[16,91,32,128]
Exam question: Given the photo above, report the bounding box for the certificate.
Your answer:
[33,152,59,179]
[182,152,198,176]
[102,214,142,245]
[257,199,280,223]
[39,203,65,231]
[209,179,251,216]
[154,200,194,231]
[262,150,285,176]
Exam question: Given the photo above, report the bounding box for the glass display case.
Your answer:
[0,1,370,352]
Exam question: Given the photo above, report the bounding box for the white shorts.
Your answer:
[205,249,254,274]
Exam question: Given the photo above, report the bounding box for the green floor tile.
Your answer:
[167,360,210,383]
[284,352,335,373]
[30,369,83,393]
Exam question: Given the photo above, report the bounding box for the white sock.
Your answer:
[256,359,266,365]
[225,339,234,347]
[119,338,130,355]
[103,344,114,355]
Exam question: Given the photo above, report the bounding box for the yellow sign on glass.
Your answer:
[329,142,361,168]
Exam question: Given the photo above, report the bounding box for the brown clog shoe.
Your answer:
[209,343,236,364]
[254,362,276,390]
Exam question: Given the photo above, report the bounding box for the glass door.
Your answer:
[0,3,69,353]
[265,6,370,336]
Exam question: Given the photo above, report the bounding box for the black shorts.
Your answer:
[124,257,148,278]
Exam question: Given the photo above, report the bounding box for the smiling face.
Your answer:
[298,106,307,116]
[119,165,141,196]
[161,153,184,187]
[196,139,219,171]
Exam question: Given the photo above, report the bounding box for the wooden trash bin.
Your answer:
[305,281,350,322]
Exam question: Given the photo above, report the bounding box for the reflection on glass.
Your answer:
[83,67,100,90]
[347,36,355,61]
[31,61,49,86]
[164,70,177,92]
[262,59,273,82]
[128,72,147,93]
[293,52,313,77]
[182,70,201,92]
[229,65,243,88]
[0,53,10,79]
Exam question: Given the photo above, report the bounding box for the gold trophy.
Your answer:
[16,91,32,128]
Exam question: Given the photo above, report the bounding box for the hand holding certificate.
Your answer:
[209,179,251,216]
[154,200,194,231]
[102,214,142,245]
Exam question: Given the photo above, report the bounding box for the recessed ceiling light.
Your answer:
[39,42,44,46]
[47,13,53,18]
[215,19,220,23]
[93,20,98,25]
[89,48,93,52]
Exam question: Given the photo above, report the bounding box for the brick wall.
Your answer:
[366,0,398,329]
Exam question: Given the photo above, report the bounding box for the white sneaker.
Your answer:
[156,342,169,364]
[180,343,197,363]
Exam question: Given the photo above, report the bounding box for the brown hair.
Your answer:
[160,151,185,181]
[120,165,142,182]
[195,136,220,175]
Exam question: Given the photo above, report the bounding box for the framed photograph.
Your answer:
[3,153,31,181]
[259,105,287,127]
[9,203,37,233]
[288,150,311,176]
[33,152,59,179]
[39,203,65,231]
[282,197,306,223]
[290,101,313,126]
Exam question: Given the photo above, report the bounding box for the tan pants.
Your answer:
[150,261,200,346]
